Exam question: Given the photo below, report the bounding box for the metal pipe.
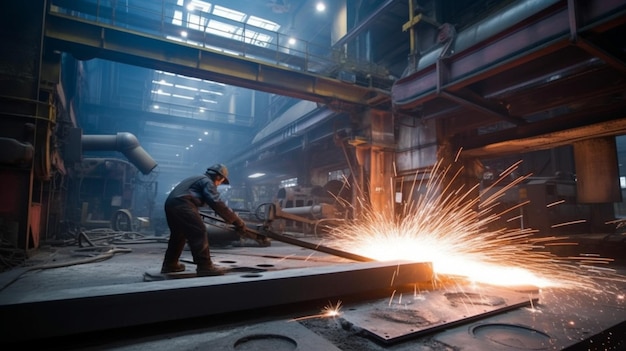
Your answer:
[414,0,560,72]
[281,204,334,217]
[245,226,374,262]
[82,132,157,174]
[264,230,374,262]
[205,222,240,242]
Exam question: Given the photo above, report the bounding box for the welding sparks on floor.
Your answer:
[290,300,343,321]
[328,156,623,292]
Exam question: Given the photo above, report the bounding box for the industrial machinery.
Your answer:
[68,158,157,232]
[264,180,352,236]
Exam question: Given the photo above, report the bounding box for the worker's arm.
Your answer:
[201,179,243,226]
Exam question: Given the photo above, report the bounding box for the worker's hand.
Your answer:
[233,218,246,233]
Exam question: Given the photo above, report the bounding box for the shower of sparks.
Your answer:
[327,158,625,293]
[290,300,343,321]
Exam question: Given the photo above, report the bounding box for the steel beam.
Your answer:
[0,260,433,342]
[392,0,626,109]
[458,110,626,158]
[44,13,390,109]
[439,90,526,126]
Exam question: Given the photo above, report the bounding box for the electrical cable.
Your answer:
[0,245,132,292]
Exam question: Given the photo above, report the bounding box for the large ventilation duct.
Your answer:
[82,132,157,174]
[407,0,560,76]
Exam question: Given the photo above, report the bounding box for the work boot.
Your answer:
[196,263,226,276]
[161,261,186,273]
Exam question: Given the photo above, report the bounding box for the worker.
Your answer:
[161,163,246,276]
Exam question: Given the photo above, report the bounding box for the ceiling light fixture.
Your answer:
[181,30,188,37]
[316,2,326,12]
[248,172,266,178]
[288,37,296,45]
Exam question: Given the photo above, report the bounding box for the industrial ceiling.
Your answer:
[45,0,626,188]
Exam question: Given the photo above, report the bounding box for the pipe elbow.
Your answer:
[82,132,157,175]
[115,132,140,151]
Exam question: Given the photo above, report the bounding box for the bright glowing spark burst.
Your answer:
[291,300,342,321]
[328,157,624,292]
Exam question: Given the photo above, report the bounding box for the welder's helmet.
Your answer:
[206,163,230,184]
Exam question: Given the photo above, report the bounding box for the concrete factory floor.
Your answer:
[1,231,626,350]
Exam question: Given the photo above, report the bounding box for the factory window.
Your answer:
[172,2,280,49]
[212,5,246,22]
[206,19,238,38]
[237,28,273,47]
[281,177,298,188]
[247,16,280,31]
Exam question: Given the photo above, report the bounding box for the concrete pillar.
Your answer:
[573,137,621,203]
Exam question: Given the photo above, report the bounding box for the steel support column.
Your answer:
[368,109,395,213]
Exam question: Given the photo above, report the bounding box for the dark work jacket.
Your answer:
[167,175,239,224]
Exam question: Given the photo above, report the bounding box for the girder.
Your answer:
[44,12,391,110]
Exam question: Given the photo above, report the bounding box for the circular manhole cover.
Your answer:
[240,273,263,278]
[471,323,552,350]
[234,334,297,351]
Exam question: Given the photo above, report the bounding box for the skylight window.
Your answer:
[172,10,183,26]
[171,2,281,50]
[174,84,198,91]
[187,13,208,31]
[172,94,193,100]
[238,29,272,47]
[186,0,211,12]
[151,90,171,96]
[212,5,246,22]
[152,79,173,86]
[206,19,238,38]
[247,16,280,31]
[200,89,223,96]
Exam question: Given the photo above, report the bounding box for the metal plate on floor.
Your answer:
[341,284,538,345]
[143,267,267,281]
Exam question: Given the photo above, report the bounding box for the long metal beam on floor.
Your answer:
[43,12,391,110]
[0,260,433,343]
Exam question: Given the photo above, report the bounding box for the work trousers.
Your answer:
[163,197,211,266]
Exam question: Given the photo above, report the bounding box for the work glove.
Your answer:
[233,218,246,234]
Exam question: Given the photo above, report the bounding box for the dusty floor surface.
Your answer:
[1,231,626,350]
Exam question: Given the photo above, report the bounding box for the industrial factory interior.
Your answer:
[2,0,626,349]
